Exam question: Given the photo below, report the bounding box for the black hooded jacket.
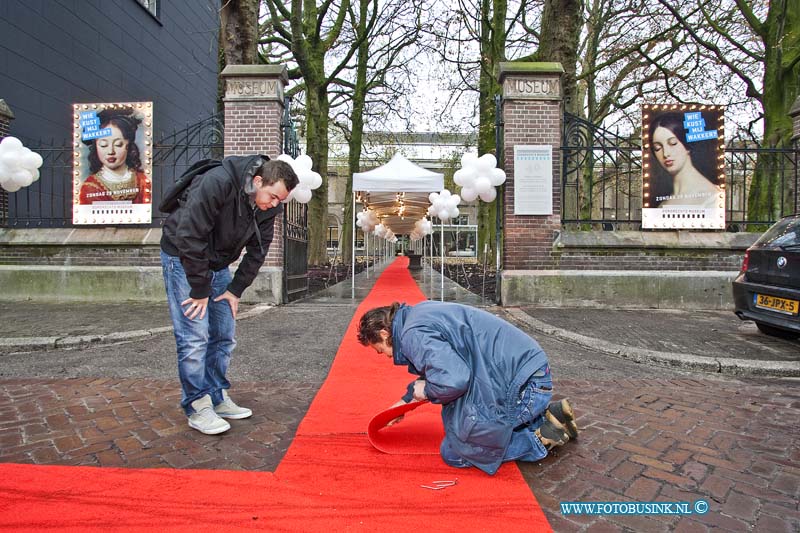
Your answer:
[160,155,281,299]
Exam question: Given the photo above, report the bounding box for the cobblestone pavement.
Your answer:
[521,377,799,532]
[2,374,797,531]
[0,378,317,471]
[0,266,798,531]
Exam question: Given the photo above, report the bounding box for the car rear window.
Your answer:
[754,215,800,249]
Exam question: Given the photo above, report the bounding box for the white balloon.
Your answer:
[460,187,478,202]
[428,192,439,203]
[479,187,497,202]
[295,154,313,171]
[438,208,450,220]
[440,189,451,199]
[449,207,460,219]
[0,150,19,169]
[22,149,43,170]
[461,152,478,170]
[277,153,295,164]
[0,159,14,179]
[0,180,21,192]
[308,171,322,190]
[13,169,34,187]
[0,136,23,151]
[453,169,466,186]
[427,205,437,217]
[489,167,507,186]
[477,153,497,173]
[460,167,478,187]
[448,194,461,207]
[30,169,40,182]
[474,176,492,194]
[292,186,312,203]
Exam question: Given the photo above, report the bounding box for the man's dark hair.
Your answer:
[357,302,401,346]
[257,159,299,191]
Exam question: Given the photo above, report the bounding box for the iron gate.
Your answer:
[281,97,309,302]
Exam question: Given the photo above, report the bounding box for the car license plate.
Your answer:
[754,294,800,315]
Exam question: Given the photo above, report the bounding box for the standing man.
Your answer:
[357,301,578,475]
[160,155,298,435]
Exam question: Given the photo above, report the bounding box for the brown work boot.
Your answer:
[534,411,570,450]
[546,398,579,440]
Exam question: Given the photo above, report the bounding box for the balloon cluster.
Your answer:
[409,217,433,241]
[454,152,506,203]
[426,189,461,222]
[0,137,43,192]
[276,153,322,204]
[373,223,397,242]
[356,209,379,233]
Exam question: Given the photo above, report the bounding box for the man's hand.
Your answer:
[386,399,408,427]
[214,290,240,318]
[181,296,209,320]
[412,380,428,402]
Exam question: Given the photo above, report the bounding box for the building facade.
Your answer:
[0,0,220,144]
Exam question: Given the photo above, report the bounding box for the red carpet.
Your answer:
[0,258,551,532]
[367,400,444,454]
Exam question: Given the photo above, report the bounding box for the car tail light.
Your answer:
[740,249,750,273]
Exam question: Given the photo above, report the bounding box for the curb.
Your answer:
[505,308,800,378]
[0,304,274,355]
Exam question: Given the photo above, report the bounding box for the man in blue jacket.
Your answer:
[160,155,298,435]
[357,301,578,475]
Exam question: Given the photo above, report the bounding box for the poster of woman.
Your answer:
[641,104,725,229]
[72,102,153,225]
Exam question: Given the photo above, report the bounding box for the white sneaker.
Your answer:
[214,390,253,420]
[188,394,230,435]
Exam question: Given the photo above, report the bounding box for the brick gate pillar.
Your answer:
[498,63,564,295]
[221,65,287,273]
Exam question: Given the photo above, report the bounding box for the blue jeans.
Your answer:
[161,251,237,416]
[441,364,552,468]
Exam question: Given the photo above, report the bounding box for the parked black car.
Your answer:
[733,214,800,339]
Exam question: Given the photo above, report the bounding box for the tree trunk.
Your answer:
[305,84,331,266]
[746,0,799,221]
[476,0,506,264]
[342,0,371,265]
[536,0,583,114]
[220,0,260,65]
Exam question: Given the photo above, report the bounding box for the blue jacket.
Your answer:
[391,301,548,475]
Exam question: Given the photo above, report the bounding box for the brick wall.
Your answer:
[555,248,744,271]
[0,245,160,266]
[223,101,283,158]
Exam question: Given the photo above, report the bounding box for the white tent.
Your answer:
[352,153,443,235]
[353,153,444,192]
[351,153,444,291]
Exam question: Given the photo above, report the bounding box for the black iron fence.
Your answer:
[561,113,799,230]
[1,114,224,228]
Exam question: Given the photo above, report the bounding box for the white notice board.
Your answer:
[514,145,553,215]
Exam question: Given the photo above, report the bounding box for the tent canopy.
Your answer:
[352,153,444,192]
[352,153,444,235]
